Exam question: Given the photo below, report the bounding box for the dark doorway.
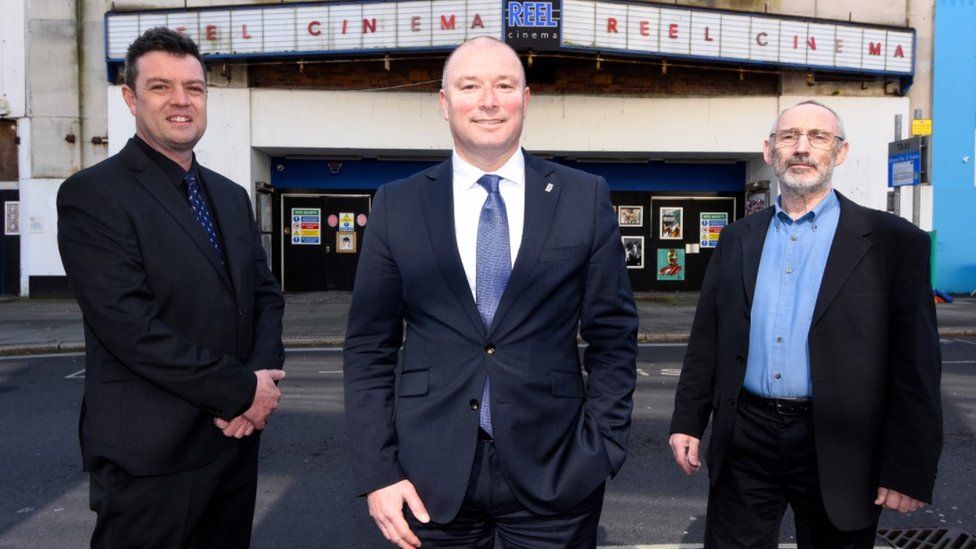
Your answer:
[279,193,371,292]
[0,189,20,295]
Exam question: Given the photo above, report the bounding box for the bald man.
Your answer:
[344,37,638,547]
[669,101,942,548]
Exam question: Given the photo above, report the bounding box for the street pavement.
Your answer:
[1,290,973,545]
[2,343,975,548]
[2,291,976,355]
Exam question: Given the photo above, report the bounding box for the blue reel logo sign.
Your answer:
[505,0,561,49]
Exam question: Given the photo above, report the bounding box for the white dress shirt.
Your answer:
[452,149,526,300]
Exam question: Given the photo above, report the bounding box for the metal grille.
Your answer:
[877,528,976,548]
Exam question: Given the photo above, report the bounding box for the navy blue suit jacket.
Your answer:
[344,152,639,522]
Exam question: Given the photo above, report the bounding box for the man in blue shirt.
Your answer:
[669,101,942,548]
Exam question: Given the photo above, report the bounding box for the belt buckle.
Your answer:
[774,400,791,414]
[773,398,807,415]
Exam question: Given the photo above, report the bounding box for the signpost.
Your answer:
[888,136,927,188]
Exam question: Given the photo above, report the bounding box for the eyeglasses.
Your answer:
[770,129,845,150]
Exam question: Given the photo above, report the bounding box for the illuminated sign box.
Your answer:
[105,0,914,76]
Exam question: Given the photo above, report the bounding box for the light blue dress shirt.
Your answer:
[743,190,840,398]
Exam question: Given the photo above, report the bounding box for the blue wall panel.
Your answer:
[270,156,746,192]
[933,0,976,291]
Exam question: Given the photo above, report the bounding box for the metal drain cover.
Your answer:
[876,528,976,548]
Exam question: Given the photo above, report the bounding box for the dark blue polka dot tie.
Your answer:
[475,174,510,437]
[184,173,225,264]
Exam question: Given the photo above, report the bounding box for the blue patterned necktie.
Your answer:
[184,173,225,263]
[475,174,511,437]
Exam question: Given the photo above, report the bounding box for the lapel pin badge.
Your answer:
[545,183,554,193]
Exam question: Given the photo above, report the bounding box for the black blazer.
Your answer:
[344,153,639,522]
[670,191,942,530]
[57,139,284,476]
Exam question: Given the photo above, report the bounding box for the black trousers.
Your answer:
[704,395,879,549]
[406,433,605,548]
[89,438,259,549]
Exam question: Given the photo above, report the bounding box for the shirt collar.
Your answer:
[774,189,837,226]
[452,148,525,191]
[133,134,199,189]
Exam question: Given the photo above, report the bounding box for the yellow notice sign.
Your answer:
[911,119,932,136]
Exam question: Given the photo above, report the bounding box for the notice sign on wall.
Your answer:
[699,212,727,248]
[291,208,321,245]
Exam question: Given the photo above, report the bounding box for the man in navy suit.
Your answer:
[344,37,638,547]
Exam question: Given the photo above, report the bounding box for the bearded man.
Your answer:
[668,100,942,548]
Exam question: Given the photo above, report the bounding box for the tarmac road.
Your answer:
[1,342,973,548]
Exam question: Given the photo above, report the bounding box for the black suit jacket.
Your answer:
[671,191,942,530]
[57,138,285,476]
[343,153,639,522]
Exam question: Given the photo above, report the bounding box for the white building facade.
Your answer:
[0,0,934,295]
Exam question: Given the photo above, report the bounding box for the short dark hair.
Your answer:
[124,27,204,90]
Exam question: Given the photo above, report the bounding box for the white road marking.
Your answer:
[944,360,976,364]
[660,368,682,376]
[636,368,650,377]
[288,343,688,355]
[286,347,342,352]
[64,369,85,379]
[579,343,686,349]
[952,338,976,346]
[0,351,85,361]
[317,370,342,374]
[598,546,888,549]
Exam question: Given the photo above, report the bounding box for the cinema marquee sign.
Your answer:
[561,1,913,74]
[105,0,501,60]
[105,1,914,76]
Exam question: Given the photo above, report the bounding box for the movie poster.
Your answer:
[659,207,683,240]
[622,236,644,269]
[657,248,685,281]
[617,205,643,227]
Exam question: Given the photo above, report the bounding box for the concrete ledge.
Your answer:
[2,327,974,357]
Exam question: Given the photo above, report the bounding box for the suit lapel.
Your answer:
[811,193,873,326]
[420,160,486,337]
[741,207,774,309]
[121,141,232,289]
[487,153,559,336]
[202,167,245,295]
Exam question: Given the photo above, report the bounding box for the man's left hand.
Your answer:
[214,415,256,438]
[875,487,925,513]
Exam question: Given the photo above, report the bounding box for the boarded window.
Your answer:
[0,119,17,181]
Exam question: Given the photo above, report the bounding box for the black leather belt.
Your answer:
[740,390,812,415]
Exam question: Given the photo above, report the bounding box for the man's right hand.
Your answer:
[669,433,702,476]
[242,369,286,429]
[367,479,430,548]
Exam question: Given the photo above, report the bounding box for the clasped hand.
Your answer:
[213,369,286,438]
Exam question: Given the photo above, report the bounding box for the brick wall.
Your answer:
[246,52,786,96]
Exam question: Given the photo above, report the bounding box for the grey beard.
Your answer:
[778,170,832,197]
[775,155,836,198]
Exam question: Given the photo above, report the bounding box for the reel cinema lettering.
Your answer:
[505,0,562,49]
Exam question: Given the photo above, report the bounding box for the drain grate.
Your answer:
[876,528,976,548]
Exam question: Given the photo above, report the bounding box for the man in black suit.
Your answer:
[57,28,285,548]
[344,37,638,547]
[669,100,942,547]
